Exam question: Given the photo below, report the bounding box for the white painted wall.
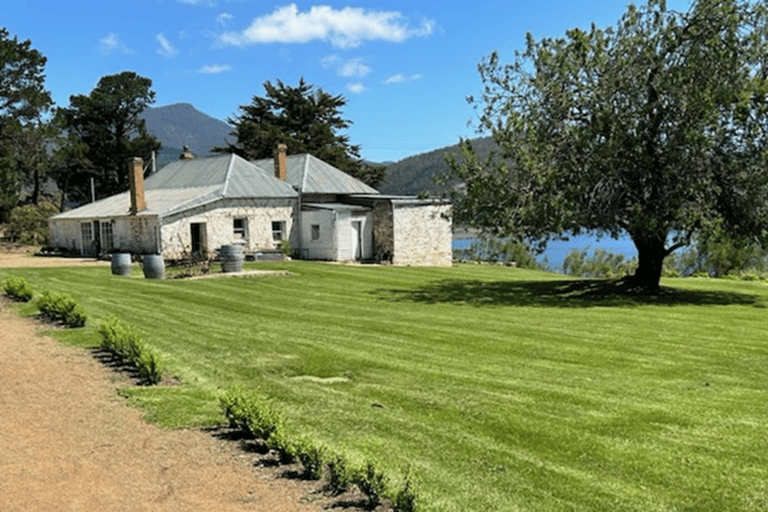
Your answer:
[300,210,335,260]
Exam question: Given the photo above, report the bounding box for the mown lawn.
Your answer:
[3,261,768,511]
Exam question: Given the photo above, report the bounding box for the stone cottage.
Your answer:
[49,146,452,266]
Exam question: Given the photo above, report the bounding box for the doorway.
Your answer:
[190,223,207,257]
[352,221,362,260]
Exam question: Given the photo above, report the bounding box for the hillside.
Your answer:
[378,137,496,196]
[139,101,492,197]
[140,103,233,158]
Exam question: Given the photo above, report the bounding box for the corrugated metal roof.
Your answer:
[252,154,379,195]
[52,153,297,221]
[51,186,221,219]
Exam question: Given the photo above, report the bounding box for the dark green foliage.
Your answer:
[55,71,161,204]
[457,236,546,270]
[3,276,33,301]
[0,28,53,221]
[36,289,87,327]
[355,462,388,510]
[219,385,284,440]
[450,0,768,291]
[219,78,383,188]
[5,201,58,245]
[98,315,163,384]
[561,248,637,278]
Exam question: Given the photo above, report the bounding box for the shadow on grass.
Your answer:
[377,278,763,308]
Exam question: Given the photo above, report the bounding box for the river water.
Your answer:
[453,234,637,271]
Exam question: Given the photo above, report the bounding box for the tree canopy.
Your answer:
[56,71,161,204]
[220,78,385,188]
[449,0,768,291]
[0,28,53,220]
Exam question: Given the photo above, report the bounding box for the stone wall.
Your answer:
[160,199,297,259]
[392,201,452,266]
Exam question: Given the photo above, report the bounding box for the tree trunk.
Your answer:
[630,235,667,292]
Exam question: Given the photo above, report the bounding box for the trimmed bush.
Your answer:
[3,276,34,302]
[219,386,284,440]
[36,290,87,327]
[327,454,354,495]
[355,462,388,509]
[393,471,419,512]
[294,437,326,480]
[97,315,163,384]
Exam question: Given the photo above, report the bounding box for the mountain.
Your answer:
[140,101,490,197]
[378,137,496,196]
[140,103,233,160]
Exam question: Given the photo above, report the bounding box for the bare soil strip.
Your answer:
[0,301,324,512]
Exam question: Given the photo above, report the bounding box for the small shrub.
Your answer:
[137,346,164,385]
[266,428,299,463]
[355,462,388,510]
[36,290,87,327]
[393,471,419,512]
[3,276,34,302]
[219,386,284,440]
[295,437,326,480]
[6,202,58,245]
[97,315,163,384]
[327,455,354,495]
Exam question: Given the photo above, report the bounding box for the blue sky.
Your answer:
[4,0,691,163]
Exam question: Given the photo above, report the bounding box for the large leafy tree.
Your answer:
[450,0,768,291]
[56,71,161,204]
[220,78,385,188]
[0,28,53,220]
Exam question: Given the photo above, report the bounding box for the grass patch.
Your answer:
[2,261,768,511]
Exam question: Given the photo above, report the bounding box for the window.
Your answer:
[272,221,285,241]
[311,224,321,241]
[80,222,92,243]
[100,222,114,252]
[233,217,247,239]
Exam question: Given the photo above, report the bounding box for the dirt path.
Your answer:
[0,300,329,512]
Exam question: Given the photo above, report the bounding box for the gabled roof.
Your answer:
[52,153,297,220]
[252,154,379,195]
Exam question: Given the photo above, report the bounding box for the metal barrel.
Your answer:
[142,254,165,279]
[110,253,132,276]
[220,244,244,273]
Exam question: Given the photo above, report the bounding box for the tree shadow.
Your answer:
[376,278,764,308]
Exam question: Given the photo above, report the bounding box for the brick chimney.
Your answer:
[274,143,287,181]
[128,157,147,215]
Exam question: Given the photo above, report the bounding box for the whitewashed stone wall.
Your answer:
[49,216,160,255]
[392,202,453,266]
[49,219,82,252]
[160,199,296,259]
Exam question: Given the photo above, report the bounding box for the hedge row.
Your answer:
[220,386,418,511]
[35,290,88,328]
[98,315,164,385]
[3,277,88,328]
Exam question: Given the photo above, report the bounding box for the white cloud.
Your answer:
[347,82,366,94]
[216,12,234,27]
[218,4,434,49]
[384,73,424,85]
[198,64,232,74]
[321,54,371,78]
[98,33,133,56]
[156,34,178,57]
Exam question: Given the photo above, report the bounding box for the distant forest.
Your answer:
[378,137,496,196]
